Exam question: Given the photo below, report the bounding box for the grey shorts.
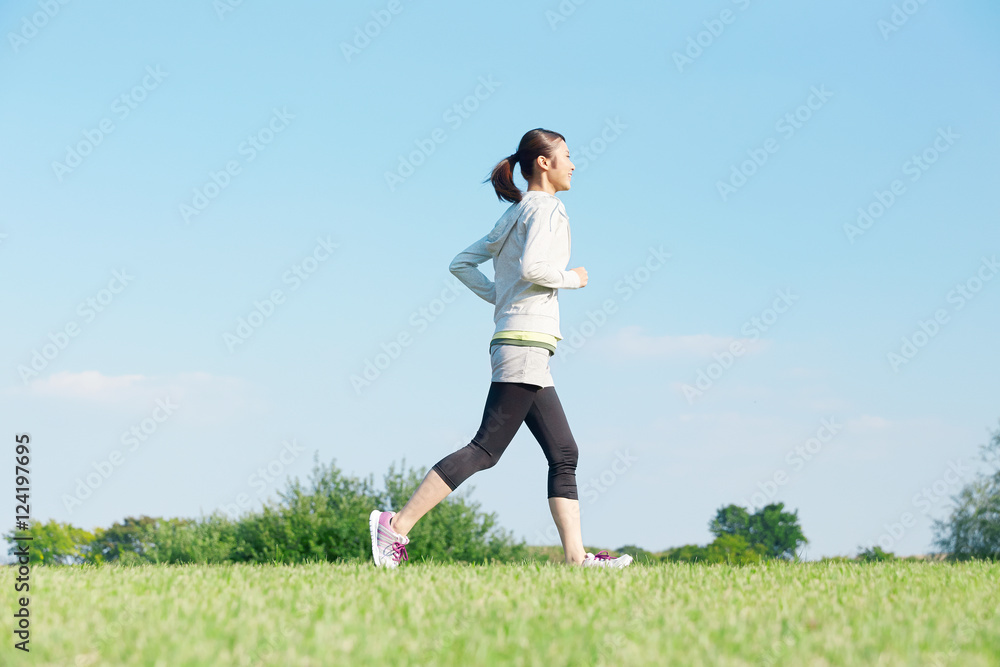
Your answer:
[490,344,554,388]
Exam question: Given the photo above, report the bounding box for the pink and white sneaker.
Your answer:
[582,550,633,568]
[369,510,409,568]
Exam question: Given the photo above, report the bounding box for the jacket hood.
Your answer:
[484,191,557,257]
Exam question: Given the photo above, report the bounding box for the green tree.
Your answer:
[710,502,808,560]
[709,505,751,539]
[3,519,94,565]
[84,515,159,564]
[932,423,1000,561]
[747,503,808,560]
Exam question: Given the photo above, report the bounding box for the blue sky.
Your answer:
[1,0,998,561]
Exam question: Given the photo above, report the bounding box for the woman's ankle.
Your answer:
[389,514,407,537]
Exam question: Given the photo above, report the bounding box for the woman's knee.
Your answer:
[444,440,500,479]
[469,440,500,470]
[562,437,579,470]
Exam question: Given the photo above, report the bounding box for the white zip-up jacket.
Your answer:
[449,190,582,340]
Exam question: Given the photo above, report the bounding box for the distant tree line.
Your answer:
[6,423,999,566]
[616,502,808,565]
[4,455,528,566]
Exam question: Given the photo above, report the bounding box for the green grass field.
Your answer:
[2,558,998,666]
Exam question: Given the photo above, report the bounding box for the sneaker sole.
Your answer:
[584,554,634,568]
[368,509,384,567]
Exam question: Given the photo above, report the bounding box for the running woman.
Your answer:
[369,128,632,569]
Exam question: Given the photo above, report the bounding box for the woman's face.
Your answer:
[541,139,575,191]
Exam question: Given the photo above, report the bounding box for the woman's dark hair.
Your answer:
[484,128,566,204]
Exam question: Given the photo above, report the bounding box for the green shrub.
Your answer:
[662,536,768,565]
[856,545,896,562]
[615,544,656,564]
[142,516,238,564]
[661,544,709,563]
[6,454,532,567]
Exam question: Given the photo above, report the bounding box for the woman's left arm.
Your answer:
[449,233,496,304]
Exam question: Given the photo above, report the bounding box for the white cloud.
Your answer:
[24,370,146,402]
[6,370,261,423]
[604,325,769,360]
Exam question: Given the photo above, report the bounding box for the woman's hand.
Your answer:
[570,267,588,287]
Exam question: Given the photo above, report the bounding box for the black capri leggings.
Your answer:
[432,381,579,500]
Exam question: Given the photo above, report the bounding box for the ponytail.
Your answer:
[483,128,566,204]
